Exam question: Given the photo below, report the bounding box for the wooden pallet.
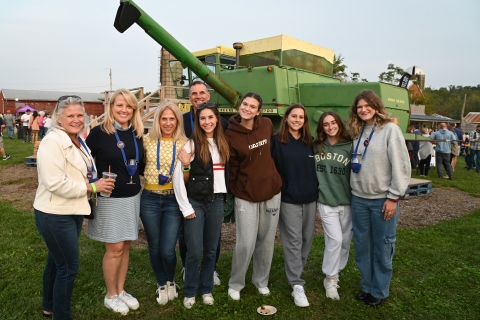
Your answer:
[401,178,432,199]
[26,156,37,168]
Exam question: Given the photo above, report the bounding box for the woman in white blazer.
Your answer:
[34,96,114,319]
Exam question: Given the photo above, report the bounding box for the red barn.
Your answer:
[0,89,105,116]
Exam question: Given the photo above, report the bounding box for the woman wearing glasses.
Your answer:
[271,104,317,307]
[226,92,282,300]
[348,90,410,307]
[86,89,144,315]
[34,96,114,319]
[173,103,229,309]
[140,102,188,305]
[314,111,352,301]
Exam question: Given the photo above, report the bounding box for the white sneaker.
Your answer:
[257,287,270,296]
[104,295,129,315]
[202,293,214,305]
[118,290,139,310]
[166,281,179,300]
[183,297,196,309]
[292,285,309,307]
[156,285,168,305]
[228,288,240,300]
[324,277,340,300]
[213,271,221,286]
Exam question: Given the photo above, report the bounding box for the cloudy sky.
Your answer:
[0,0,478,94]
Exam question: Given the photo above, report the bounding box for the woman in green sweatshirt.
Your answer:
[314,111,352,300]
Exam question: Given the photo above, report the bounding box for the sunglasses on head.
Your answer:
[197,102,216,110]
[57,95,82,103]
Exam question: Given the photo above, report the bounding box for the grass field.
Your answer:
[1,136,479,319]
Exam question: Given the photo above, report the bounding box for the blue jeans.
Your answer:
[6,126,14,139]
[179,220,222,269]
[351,195,398,299]
[34,209,83,320]
[183,196,224,297]
[467,149,480,172]
[140,190,183,286]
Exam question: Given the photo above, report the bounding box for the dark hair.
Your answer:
[276,103,312,146]
[348,90,393,138]
[241,92,263,110]
[32,110,39,120]
[314,111,351,154]
[189,80,208,94]
[191,106,229,165]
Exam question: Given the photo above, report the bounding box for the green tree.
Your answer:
[333,54,367,82]
[378,64,406,85]
[333,54,348,82]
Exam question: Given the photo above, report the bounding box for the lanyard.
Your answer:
[353,124,376,160]
[114,130,139,165]
[157,139,176,176]
[78,137,96,174]
[189,110,194,135]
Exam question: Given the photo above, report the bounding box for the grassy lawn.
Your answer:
[1,142,479,319]
[0,133,37,167]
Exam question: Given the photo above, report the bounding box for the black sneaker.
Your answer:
[3,154,10,160]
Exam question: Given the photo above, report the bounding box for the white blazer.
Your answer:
[33,127,91,215]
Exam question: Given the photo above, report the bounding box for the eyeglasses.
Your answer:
[57,95,82,103]
[197,102,216,110]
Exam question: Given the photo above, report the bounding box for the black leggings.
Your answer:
[419,155,431,176]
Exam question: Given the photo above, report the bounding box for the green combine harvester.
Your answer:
[113,0,412,135]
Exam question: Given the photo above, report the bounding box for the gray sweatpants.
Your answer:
[228,193,281,291]
[279,201,316,286]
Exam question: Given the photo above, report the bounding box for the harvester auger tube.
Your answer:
[114,0,241,107]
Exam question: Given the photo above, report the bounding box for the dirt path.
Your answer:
[2,164,479,251]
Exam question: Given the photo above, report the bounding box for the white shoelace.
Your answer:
[294,286,307,299]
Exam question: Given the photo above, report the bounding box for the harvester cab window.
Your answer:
[220,56,236,70]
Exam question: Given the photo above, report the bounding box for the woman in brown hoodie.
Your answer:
[225,92,282,301]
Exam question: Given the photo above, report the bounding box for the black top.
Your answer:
[271,134,318,204]
[86,126,144,198]
[182,109,229,138]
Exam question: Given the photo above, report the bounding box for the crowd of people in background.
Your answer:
[3,84,470,319]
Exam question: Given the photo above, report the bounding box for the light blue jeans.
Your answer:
[183,195,224,297]
[140,190,183,286]
[351,195,398,299]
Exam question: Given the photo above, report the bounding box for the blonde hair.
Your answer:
[102,88,143,138]
[149,101,186,141]
[348,90,393,139]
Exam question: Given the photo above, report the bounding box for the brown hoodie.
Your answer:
[225,114,282,202]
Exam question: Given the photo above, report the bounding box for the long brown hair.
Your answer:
[314,111,351,154]
[191,106,229,165]
[348,90,393,139]
[276,103,312,146]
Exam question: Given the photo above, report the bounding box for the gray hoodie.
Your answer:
[350,122,411,200]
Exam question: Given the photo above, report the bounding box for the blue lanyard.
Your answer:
[78,137,96,174]
[157,139,176,176]
[189,110,194,135]
[353,124,376,160]
[114,130,139,165]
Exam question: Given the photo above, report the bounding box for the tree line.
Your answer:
[333,54,480,120]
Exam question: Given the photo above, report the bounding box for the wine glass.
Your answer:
[126,159,137,184]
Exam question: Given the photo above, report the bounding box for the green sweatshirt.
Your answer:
[314,139,352,206]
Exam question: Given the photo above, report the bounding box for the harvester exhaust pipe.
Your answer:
[233,42,243,68]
